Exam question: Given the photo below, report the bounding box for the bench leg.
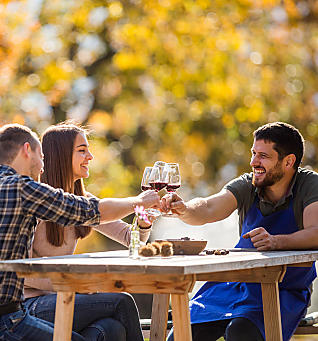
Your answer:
[150,294,170,341]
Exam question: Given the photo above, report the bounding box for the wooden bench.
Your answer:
[141,318,172,339]
[141,311,318,338]
[294,311,318,335]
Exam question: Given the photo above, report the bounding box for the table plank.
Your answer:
[17,272,196,295]
[197,265,287,283]
[2,250,318,275]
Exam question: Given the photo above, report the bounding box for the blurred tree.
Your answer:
[0,0,318,204]
[2,2,318,315]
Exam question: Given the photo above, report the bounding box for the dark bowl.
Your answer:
[155,239,207,255]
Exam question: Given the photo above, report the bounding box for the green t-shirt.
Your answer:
[224,167,318,234]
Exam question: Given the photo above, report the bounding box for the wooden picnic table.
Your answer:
[1,249,318,341]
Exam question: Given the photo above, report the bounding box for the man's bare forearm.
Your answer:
[176,190,237,226]
[178,198,212,225]
[274,226,318,250]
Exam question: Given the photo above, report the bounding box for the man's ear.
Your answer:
[285,154,296,169]
[21,142,32,159]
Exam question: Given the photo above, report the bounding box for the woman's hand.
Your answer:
[136,190,161,209]
[137,214,156,229]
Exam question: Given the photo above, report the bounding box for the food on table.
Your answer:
[205,249,229,255]
[205,249,215,255]
[151,242,162,255]
[138,241,173,257]
[160,241,174,257]
[139,243,156,257]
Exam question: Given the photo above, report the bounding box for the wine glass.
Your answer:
[141,167,153,191]
[163,163,181,217]
[150,161,168,191]
[153,160,166,167]
[166,163,181,192]
[140,166,162,218]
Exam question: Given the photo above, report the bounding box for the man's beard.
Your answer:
[252,160,284,188]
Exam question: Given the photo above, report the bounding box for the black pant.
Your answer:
[167,317,264,341]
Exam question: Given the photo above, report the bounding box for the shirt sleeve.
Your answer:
[94,220,131,247]
[297,170,318,209]
[223,173,254,212]
[19,176,100,227]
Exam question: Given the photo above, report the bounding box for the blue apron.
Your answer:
[189,198,316,340]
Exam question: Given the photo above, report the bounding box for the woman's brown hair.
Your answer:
[41,122,92,246]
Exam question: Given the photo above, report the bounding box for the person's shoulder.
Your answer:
[223,172,254,209]
[0,166,20,183]
[18,175,44,188]
[0,173,33,190]
[18,175,63,197]
[297,167,318,176]
[295,167,318,193]
[225,172,253,190]
[296,167,318,183]
[1,173,20,183]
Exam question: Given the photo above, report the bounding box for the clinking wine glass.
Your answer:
[150,161,169,191]
[141,166,162,218]
[163,163,181,217]
[141,167,153,191]
[166,163,181,192]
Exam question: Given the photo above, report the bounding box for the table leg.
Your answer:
[150,294,170,341]
[171,293,192,341]
[261,282,283,341]
[53,291,75,341]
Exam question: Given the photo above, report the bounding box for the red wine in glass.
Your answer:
[166,184,181,192]
[149,181,168,191]
[141,185,152,191]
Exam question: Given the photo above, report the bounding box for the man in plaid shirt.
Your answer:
[0,123,160,340]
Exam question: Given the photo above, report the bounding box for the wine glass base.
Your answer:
[161,212,179,218]
[145,208,162,217]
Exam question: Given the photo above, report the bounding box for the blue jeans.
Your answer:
[24,292,144,341]
[0,307,84,340]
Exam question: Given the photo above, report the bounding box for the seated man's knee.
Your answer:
[117,293,138,311]
[166,329,174,341]
[225,318,263,341]
[81,318,126,341]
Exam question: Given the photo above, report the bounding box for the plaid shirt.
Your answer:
[0,165,100,304]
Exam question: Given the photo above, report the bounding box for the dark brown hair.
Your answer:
[41,122,92,246]
[0,124,39,164]
[253,122,304,169]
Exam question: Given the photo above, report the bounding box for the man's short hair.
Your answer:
[253,122,304,169]
[0,124,39,164]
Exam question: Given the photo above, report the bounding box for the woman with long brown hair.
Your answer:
[23,122,153,341]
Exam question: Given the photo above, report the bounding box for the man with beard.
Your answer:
[163,122,318,341]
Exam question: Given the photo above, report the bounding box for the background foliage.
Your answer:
[1,0,318,251]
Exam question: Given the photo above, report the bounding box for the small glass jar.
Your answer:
[129,220,140,259]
